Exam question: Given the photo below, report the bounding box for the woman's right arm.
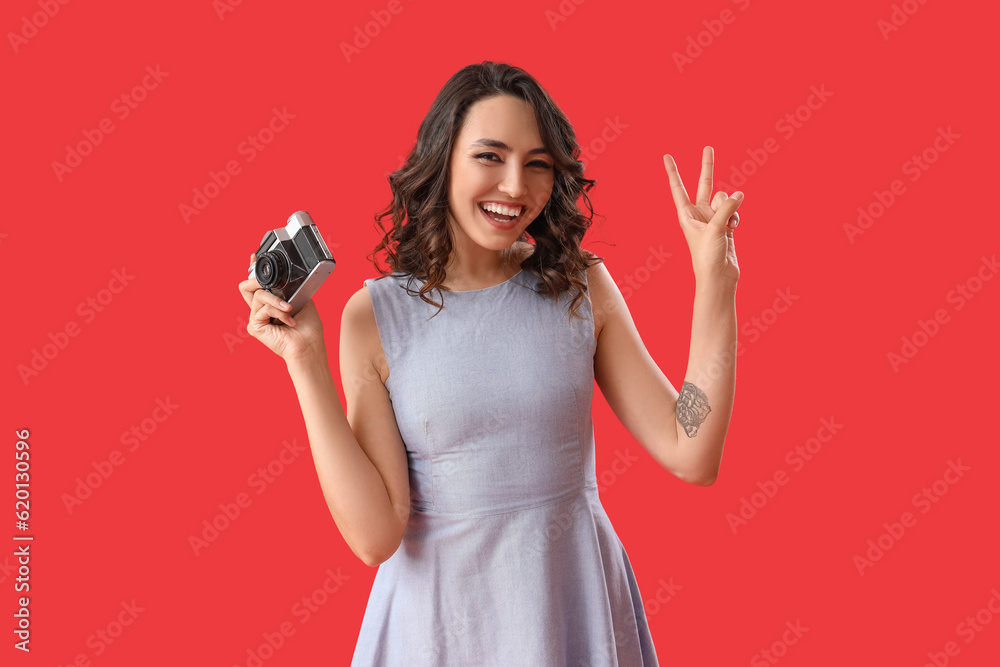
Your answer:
[284,287,411,567]
[239,256,410,567]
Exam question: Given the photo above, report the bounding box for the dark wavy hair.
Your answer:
[368,61,603,322]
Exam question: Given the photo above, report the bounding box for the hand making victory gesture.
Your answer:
[663,146,743,285]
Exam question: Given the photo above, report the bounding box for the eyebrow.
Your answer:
[470,138,551,156]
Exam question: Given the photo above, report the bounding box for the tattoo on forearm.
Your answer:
[676,382,711,438]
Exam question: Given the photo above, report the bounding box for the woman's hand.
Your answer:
[663,146,743,285]
[238,252,326,363]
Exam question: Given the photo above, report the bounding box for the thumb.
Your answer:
[710,191,743,232]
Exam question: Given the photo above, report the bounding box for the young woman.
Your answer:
[238,61,743,666]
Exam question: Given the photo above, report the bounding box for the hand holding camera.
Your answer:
[238,211,335,363]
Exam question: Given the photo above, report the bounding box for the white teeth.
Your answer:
[480,202,522,217]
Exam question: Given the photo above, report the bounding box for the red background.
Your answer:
[5,0,999,665]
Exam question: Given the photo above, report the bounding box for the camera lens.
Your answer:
[256,252,288,289]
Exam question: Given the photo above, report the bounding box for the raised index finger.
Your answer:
[663,154,691,211]
[695,146,714,207]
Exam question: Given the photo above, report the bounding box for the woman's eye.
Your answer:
[475,153,552,169]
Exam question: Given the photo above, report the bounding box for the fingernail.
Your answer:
[732,191,744,200]
[280,300,291,309]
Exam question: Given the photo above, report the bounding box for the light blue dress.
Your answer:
[352,267,659,666]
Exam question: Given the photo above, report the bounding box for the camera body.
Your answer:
[249,211,335,321]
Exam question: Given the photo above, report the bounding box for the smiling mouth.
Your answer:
[478,202,523,223]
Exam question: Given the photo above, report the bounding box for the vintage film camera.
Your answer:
[248,211,335,324]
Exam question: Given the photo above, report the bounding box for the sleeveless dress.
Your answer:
[352,266,659,667]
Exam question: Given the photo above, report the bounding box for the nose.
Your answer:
[498,163,527,199]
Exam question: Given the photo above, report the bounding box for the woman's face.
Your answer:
[446,95,555,252]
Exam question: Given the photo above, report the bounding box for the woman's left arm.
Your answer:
[590,147,742,487]
[663,146,743,484]
[674,275,738,485]
[665,146,743,485]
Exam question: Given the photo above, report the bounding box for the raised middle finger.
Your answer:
[695,146,714,207]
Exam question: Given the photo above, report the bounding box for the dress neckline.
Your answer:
[443,269,524,293]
